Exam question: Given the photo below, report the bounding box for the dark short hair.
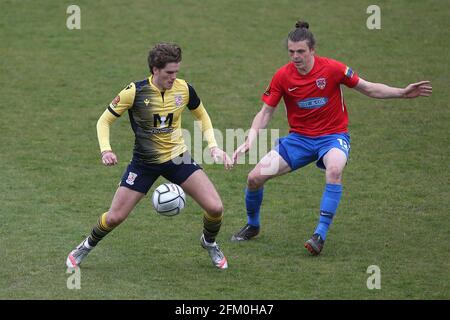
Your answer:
[287,20,316,49]
[148,43,182,74]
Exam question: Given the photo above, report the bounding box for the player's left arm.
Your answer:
[354,78,432,99]
[187,84,233,169]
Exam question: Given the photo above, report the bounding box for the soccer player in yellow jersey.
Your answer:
[66,43,232,270]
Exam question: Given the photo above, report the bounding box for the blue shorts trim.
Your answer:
[275,132,350,170]
[119,153,202,194]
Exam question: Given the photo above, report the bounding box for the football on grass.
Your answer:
[152,183,186,216]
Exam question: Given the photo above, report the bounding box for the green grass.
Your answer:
[0,0,449,300]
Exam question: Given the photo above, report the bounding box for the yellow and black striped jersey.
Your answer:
[100,76,214,164]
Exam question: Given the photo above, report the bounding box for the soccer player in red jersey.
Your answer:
[231,21,432,255]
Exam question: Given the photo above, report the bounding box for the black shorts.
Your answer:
[119,153,202,194]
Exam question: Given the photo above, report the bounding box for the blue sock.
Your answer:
[245,188,264,228]
[314,184,342,240]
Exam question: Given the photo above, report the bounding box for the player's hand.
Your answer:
[403,81,432,98]
[210,147,233,170]
[101,150,118,166]
[232,142,250,164]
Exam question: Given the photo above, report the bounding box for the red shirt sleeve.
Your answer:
[261,68,285,107]
[331,59,360,88]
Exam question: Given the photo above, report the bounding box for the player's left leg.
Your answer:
[318,148,347,235]
[181,169,224,242]
[305,134,349,255]
[180,170,228,269]
[163,153,227,269]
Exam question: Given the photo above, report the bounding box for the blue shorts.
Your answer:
[119,153,202,194]
[275,132,350,170]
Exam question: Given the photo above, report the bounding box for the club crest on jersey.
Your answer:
[316,78,326,90]
[174,95,183,107]
[126,172,138,185]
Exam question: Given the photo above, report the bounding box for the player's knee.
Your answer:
[206,201,223,217]
[247,171,264,189]
[326,165,343,183]
[105,212,126,227]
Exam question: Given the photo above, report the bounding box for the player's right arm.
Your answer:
[233,68,283,164]
[97,83,136,166]
[232,103,276,163]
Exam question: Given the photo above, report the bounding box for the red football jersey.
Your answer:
[262,56,359,137]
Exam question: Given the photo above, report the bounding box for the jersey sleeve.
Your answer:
[96,82,136,153]
[332,60,360,88]
[261,69,284,107]
[107,82,136,117]
[190,103,218,148]
[187,83,201,110]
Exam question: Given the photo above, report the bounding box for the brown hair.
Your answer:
[287,21,316,49]
[148,42,182,74]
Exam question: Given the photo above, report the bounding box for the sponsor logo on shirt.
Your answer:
[148,113,174,133]
[154,113,173,128]
[146,127,174,133]
[297,97,328,109]
[264,85,271,96]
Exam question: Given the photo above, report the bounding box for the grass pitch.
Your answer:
[0,0,448,300]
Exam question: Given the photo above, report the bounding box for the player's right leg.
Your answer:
[66,160,155,268]
[231,150,291,241]
[66,187,145,268]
